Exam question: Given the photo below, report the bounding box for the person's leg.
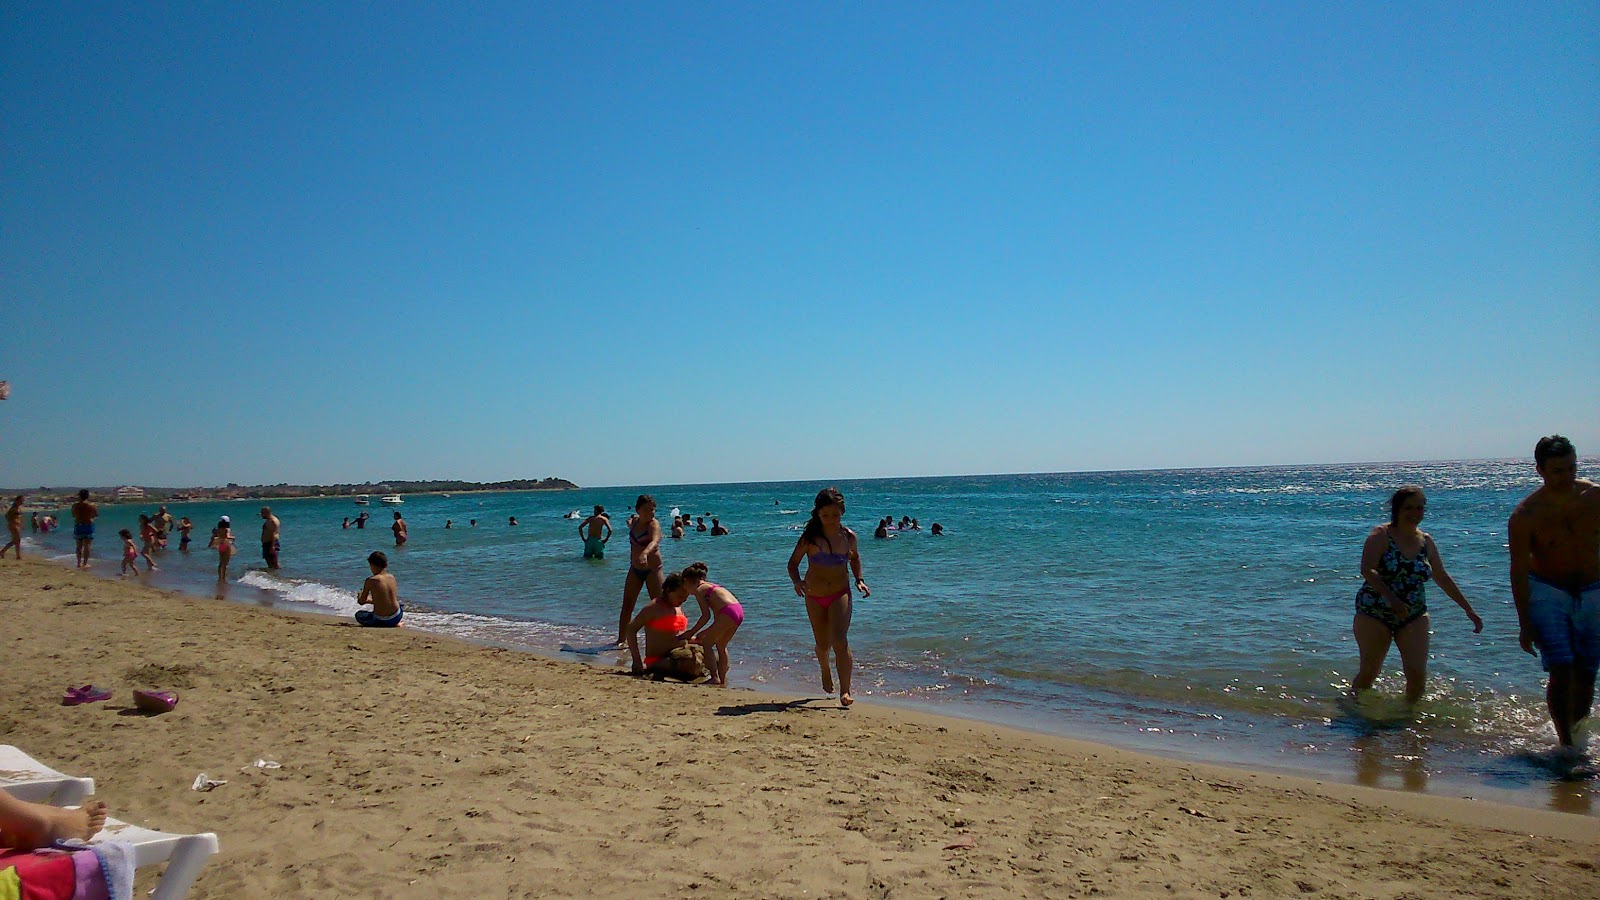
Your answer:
[831,594,854,707]
[1392,613,1431,705]
[1350,614,1394,697]
[1549,664,1578,747]
[698,619,733,684]
[0,792,108,850]
[1573,669,1597,744]
[617,571,644,645]
[804,600,835,694]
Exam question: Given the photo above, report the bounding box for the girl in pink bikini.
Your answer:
[681,561,744,686]
[118,529,141,576]
[207,516,235,580]
[787,487,869,707]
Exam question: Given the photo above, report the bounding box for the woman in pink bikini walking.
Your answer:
[787,487,869,707]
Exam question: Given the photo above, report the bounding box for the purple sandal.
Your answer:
[132,690,179,714]
[62,685,112,706]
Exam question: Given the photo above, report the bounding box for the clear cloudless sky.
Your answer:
[2,2,1596,489]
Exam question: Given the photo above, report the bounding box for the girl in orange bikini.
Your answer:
[787,487,869,707]
[625,572,691,677]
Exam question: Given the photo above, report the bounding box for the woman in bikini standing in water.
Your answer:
[616,494,664,646]
[1350,486,1481,706]
[788,487,869,707]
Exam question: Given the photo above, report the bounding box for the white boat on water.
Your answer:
[354,495,370,506]
[379,495,404,506]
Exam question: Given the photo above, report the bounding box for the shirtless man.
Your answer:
[355,551,402,627]
[260,507,281,569]
[153,505,174,549]
[1508,435,1600,751]
[579,505,611,558]
[391,510,408,547]
[71,489,97,568]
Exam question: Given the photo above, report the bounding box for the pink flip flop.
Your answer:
[62,685,112,706]
[132,690,179,714]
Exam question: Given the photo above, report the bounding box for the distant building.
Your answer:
[116,486,145,500]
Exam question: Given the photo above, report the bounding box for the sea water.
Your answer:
[25,458,1599,814]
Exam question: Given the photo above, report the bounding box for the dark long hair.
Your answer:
[1388,486,1424,525]
[801,487,845,546]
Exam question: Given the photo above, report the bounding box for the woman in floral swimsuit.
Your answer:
[1350,486,1482,705]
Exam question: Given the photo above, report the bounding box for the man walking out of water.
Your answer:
[153,505,174,549]
[260,507,281,569]
[579,505,611,558]
[1509,435,1600,753]
[71,490,97,568]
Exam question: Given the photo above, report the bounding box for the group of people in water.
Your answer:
[1349,436,1598,754]
[5,434,1595,747]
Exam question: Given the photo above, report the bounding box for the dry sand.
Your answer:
[2,557,1596,898]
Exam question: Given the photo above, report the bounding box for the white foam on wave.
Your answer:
[233,570,605,650]
[236,570,361,616]
[21,536,76,563]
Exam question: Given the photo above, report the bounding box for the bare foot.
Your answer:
[840,692,853,708]
[819,667,835,695]
[28,799,109,847]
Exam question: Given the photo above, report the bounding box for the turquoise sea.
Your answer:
[25,458,1599,814]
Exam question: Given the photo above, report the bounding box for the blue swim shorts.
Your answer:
[73,522,94,540]
[1527,575,1600,674]
[355,608,403,628]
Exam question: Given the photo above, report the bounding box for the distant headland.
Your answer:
[7,478,579,507]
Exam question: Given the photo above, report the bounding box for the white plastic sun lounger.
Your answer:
[0,745,219,900]
[93,815,220,900]
[0,744,95,805]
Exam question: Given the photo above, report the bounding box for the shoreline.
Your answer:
[3,556,1597,897]
[26,543,1598,819]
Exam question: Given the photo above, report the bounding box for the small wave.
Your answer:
[236,571,361,616]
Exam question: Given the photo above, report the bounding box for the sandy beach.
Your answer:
[1,557,1595,899]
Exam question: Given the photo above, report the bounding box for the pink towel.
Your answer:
[0,847,75,899]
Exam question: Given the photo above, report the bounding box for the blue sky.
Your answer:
[3,2,1596,488]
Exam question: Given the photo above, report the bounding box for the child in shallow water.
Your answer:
[680,562,744,686]
[208,517,234,580]
[118,529,140,576]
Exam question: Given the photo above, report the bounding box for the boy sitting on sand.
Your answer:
[355,551,403,627]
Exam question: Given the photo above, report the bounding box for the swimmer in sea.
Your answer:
[681,561,745,686]
[696,516,708,533]
[1350,486,1481,706]
[579,505,611,558]
[787,487,869,707]
[671,516,685,540]
[178,516,193,550]
[930,522,943,536]
[616,495,664,646]
[391,510,408,547]
[710,517,728,536]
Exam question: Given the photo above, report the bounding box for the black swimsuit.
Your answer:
[1355,530,1431,635]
